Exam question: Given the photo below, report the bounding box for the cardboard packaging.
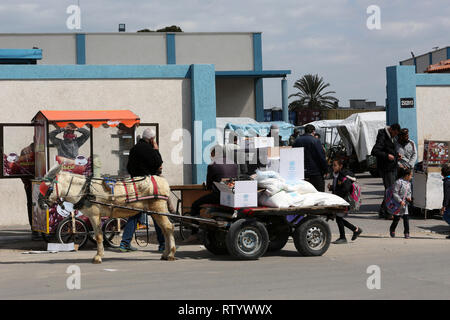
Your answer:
[423,140,449,172]
[240,137,275,149]
[214,180,258,208]
[279,147,304,183]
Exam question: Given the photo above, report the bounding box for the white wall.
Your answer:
[216,78,255,118]
[0,34,76,64]
[176,33,254,71]
[0,78,191,226]
[85,34,167,65]
[416,86,450,160]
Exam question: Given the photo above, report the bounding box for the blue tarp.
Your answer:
[0,49,42,60]
[224,121,295,141]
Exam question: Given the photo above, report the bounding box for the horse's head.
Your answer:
[37,164,62,210]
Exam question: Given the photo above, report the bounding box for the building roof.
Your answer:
[425,59,450,73]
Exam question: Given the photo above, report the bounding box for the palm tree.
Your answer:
[288,74,339,111]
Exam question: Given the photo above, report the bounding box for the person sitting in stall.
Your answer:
[49,123,90,160]
[183,144,238,243]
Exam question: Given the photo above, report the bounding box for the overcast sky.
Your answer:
[0,0,448,108]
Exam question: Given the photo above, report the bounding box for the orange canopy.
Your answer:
[32,110,140,128]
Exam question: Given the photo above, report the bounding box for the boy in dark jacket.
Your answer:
[441,164,450,239]
[328,158,362,244]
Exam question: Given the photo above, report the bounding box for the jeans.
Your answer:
[443,208,450,226]
[336,216,357,239]
[120,213,142,247]
[390,215,410,234]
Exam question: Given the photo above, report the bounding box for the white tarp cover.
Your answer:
[337,112,386,162]
[304,119,343,147]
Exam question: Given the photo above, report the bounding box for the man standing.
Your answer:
[395,128,417,170]
[120,128,165,252]
[371,123,401,219]
[49,124,90,160]
[293,124,328,192]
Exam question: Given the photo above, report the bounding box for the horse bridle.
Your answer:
[39,174,76,210]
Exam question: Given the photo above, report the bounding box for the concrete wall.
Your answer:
[85,33,167,65]
[0,34,76,64]
[0,78,191,226]
[400,58,414,66]
[175,33,254,71]
[416,86,450,160]
[432,48,447,64]
[416,54,429,73]
[215,78,255,118]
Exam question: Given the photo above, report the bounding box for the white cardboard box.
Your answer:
[240,137,275,149]
[280,147,304,183]
[214,181,258,208]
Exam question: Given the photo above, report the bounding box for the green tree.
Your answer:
[288,74,339,111]
[137,25,183,33]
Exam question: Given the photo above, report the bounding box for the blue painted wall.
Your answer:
[75,34,86,65]
[166,33,176,64]
[386,65,450,150]
[253,33,265,122]
[190,64,217,184]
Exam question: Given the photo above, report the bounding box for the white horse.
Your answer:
[38,165,176,264]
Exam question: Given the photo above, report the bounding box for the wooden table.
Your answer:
[170,184,212,214]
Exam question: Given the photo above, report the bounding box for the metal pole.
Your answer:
[282,78,289,123]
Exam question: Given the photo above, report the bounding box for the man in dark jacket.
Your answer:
[441,164,450,239]
[120,128,164,252]
[371,123,401,218]
[293,124,328,192]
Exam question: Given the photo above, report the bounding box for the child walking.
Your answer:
[440,164,450,239]
[328,158,362,244]
[389,167,413,238]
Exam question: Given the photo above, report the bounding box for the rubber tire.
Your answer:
[203,230,228,255]
[267,218,291,252]
[103,218,127,248]
[225,219,269,260]
[293,217,331,256]
[56,217,89,249]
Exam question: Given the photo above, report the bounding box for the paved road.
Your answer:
[0,173,449,300]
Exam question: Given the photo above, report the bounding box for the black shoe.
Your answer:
[352,228,362,241]
[446,235,450,239]
[332,238,348,244]
[31,231,41,241]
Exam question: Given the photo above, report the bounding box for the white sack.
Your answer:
[285,180,318,195]
[259,191,292,208]
[300,192,349,207]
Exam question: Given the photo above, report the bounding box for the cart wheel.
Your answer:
[293,217,331,256]
[103,218,127,248]
[266,217,291,252]
[203,230,228,255]
[179,219,193,240]
[56,217,89,249]
[225,219,269,260]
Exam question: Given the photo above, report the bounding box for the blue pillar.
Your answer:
[75,33,86,65]
[281,78,288,123]
[190,64,217,184]
[253,33,264,121]
[166,33,176,64]
[386,65,418,147]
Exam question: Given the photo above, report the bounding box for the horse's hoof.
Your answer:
[167,256,176,261]
[92,256,102,264]
[160,256,168,261]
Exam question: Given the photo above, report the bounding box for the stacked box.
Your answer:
[423,140,449,172]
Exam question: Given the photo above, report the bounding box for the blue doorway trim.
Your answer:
[75,33,86,65]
